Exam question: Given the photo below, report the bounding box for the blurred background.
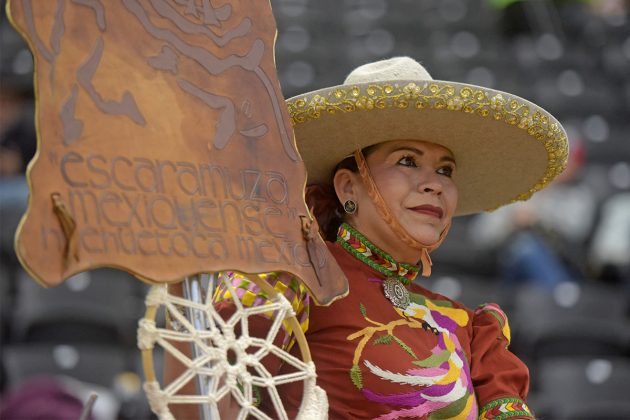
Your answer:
[1,0,629,419]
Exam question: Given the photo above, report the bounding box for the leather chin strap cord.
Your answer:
[353,150,451,277]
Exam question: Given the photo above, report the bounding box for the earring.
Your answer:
[343,199,357,214]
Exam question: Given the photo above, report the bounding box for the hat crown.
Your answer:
[343,56,434,85]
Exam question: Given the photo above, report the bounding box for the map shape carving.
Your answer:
[8,0,348,305]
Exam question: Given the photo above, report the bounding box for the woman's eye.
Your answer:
[398,155,417,167]
[437,166,454,177]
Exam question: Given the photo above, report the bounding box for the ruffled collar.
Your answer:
[336,223,419,285]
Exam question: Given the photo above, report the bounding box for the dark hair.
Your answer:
[305,145,377,241]
[305,183,342,242]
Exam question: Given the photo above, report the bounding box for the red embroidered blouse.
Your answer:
[214,229,534,419]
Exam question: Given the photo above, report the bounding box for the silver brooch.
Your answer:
[383,277,410,310]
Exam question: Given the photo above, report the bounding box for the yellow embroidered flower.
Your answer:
[310,95,327,111]
[403,82,422,99]
[490,93,505,110]
[447,96,463,111]
[356,97,375,110]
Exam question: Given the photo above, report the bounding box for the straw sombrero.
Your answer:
[286,57,569,216]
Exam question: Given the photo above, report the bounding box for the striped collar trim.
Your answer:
[336,223,419,285]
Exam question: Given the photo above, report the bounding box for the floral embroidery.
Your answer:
[479,397,533,420]
[347,293,477,420]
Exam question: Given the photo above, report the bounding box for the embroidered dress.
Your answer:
[213,223,534,419]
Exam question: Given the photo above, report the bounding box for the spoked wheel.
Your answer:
[137,272,327,419]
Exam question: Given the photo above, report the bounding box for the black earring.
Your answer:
[343,199,357,214]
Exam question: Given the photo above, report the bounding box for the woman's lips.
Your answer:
[409,205,443,219]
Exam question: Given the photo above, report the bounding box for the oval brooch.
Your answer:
[383,277,410,310]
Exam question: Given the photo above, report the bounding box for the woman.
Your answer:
[212,56,569,419]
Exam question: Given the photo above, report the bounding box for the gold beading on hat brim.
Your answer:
[287,80,569,216]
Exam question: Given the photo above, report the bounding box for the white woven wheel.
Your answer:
[137,273,328,419]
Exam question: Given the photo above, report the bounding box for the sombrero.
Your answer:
[286,57,569,216]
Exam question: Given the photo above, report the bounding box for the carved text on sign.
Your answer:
[10,0,348,305]
[42,151,322,266]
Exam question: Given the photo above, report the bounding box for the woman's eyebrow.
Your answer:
[390,146,424,155]
[440,156,457,165]
[390,146,456,165]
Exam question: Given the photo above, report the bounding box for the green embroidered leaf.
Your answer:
[236,378,262,407]
[393,336,417,359]
[350,364,363,389]
[411,294,426,305]
[415,294,454,308]
[412,349,451,367]
[373,334,393,345]
[428,392,470,419]
[253,385,263,407]
[431,299,455,308]
[359,303,366,317]
[408,292,423,305]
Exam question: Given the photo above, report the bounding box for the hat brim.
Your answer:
[287,79,568,216]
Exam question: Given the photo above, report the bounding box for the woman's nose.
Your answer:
[418,172,442,194]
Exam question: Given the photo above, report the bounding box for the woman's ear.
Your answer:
[333,168,358,203]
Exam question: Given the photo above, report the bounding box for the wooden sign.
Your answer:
[8,0,348,305]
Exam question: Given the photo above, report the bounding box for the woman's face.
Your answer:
[335,139,458,263]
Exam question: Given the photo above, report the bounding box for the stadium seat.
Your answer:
[0,342,153,419]
[422,273,509,312]
[11,268,146,347]
[0,262,14,339]
[2,343,131,390]
[431,215,498,277]
[531,356,630,420]
[510,283,630,366]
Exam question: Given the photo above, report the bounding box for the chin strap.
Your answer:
[353,150,451,277]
